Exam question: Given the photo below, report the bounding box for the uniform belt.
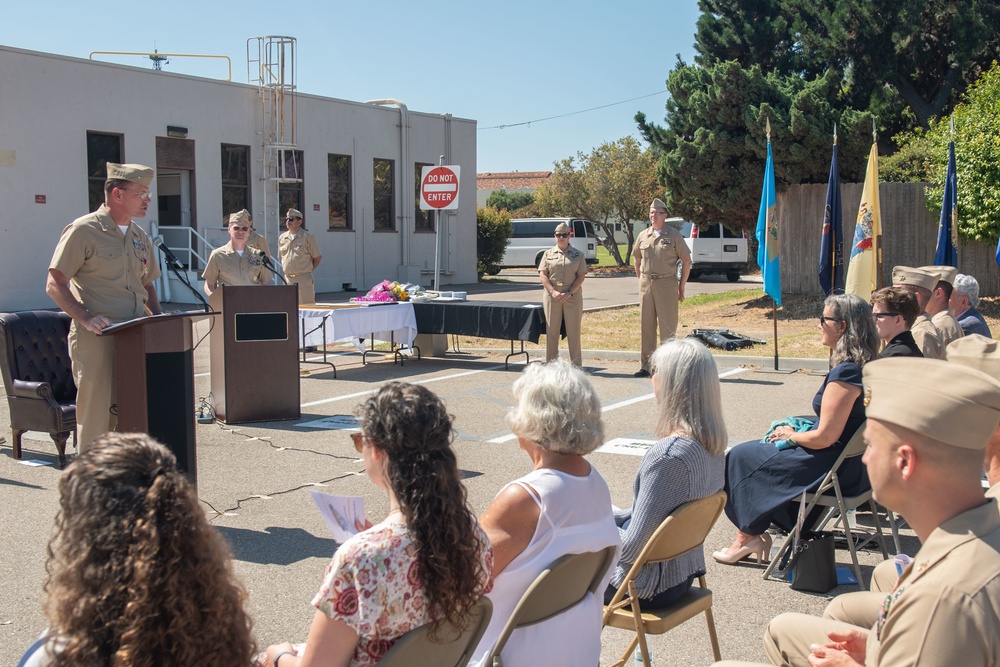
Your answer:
[555,281,566,286]
[642,273,666,280]
[287,271,312,278]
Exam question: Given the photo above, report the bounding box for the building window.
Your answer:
[414,162,434,232]
[221,144,250,224]
[87,131,123,212]
[279,149,304,229]
[373,158,395,231]
[328,154,352,230]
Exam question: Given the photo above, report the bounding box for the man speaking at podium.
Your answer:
[46,163,163,450]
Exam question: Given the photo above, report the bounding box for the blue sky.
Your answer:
[2,0,700,173]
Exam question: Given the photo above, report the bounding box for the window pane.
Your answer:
[87,133,122,178]
[329,193,350,229]
[88,180,106,213]
[414,162,433,232]
[221,144,249,185]
[373,159,395,230]
[328,154,352,230]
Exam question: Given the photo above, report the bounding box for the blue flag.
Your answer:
[755,141,781,306]
[934,141,959,267]
[818,144,844,296]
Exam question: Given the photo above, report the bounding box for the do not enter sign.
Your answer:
[420,165,461,211]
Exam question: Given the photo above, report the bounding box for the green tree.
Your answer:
[882,62,1000,242]
[476,206,512,278]
[485,189,535,213]
[534,137,661,265]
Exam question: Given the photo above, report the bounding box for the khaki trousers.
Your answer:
[823,558,899,628]
[69,322,117,451]
[764,612,866,667]
[289,272,316,304]
[639,275,679,370]
[543,290,583,366]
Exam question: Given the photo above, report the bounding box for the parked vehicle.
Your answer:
[666,218,748,282]
[498,218,599,270]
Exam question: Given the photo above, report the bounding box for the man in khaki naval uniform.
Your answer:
[633,198,691,377]
[538,222,588,366]
[46,163,163,450]
[713,357,1000,667]
[892,266,944,359]
[920,264,963,348]
[202,213,266,296]
[277,208,322,304]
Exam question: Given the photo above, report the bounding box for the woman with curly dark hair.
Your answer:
[18,433,256,667]
[263,382,493,667]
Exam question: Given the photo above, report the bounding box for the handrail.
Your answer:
[88,51,232,81]
[152,223,222,302]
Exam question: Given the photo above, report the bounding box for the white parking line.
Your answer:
[300,364,507,408]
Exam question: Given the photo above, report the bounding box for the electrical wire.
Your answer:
[478,90,667,130]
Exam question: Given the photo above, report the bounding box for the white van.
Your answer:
[499,218,599,269]
[666,218,749,282]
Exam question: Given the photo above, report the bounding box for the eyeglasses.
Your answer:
[121,188,152,201]
[818,315,842,325]
[284,217,301,222]
[350,432,369,453]
[554,233,570,238]
[872,312,900,320]
[230,225,251,232]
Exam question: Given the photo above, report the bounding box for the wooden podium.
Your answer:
[104,311,216,481]
[209,285,300,424]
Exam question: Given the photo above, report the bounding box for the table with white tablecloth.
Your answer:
[299,303,417,367]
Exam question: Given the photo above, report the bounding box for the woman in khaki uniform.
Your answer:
[538,222,588,366]
[277,208,322,304]
[202,215,265,296]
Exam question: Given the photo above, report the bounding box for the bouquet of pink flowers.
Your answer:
[351,280,410,303]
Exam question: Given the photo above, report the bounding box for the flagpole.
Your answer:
[830,124,837,294]
[872,119,883,290]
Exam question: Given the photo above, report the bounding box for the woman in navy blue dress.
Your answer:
[713,294,879,565]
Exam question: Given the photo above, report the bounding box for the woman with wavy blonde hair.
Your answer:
[19,432,256,667]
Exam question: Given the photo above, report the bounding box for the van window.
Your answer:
[511,222,532,238]
[700,224,721,239]
[723,225,743,239]
[667,220,693,236]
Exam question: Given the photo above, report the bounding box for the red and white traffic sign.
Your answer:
[420,165,461,211]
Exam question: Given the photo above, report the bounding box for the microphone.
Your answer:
[153,236,185,270]
[255,248,288,284]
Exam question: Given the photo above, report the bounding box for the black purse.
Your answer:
[776,530,838,593]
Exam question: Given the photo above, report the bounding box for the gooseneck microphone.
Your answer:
[256,248,288,284]
[152,235,185,271]
[152,235,211,312]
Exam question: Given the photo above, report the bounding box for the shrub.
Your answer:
[476,206,512,278]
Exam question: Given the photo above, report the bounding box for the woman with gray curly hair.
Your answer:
[469,359,620,667]
[715,293,879,565]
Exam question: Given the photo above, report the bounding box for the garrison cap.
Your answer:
[286,208,303,219]
[892,266,939,292]
[650,198,668,212]
[921,265,957,286]
[947,335,1000,380]
[554,222,571,234]
[863,357,1000,450]
[106,162,153,187]
[229,209,252,225]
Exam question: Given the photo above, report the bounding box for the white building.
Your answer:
[0,42,477,311]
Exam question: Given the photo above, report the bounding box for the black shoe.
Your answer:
[633,368,650,378]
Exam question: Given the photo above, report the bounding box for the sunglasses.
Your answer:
[818,315,842,325]
[230,225,251,232]
[554,233,570,238]
[872,312,900,320]
[350,431,367,453]
[285,217,301,222]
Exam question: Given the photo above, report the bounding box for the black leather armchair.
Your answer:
[0,311,77,466]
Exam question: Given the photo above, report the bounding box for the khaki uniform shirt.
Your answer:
[49,204,161,322]
[633,225,691,277]
[931,309,964,348]
[910,313,944,360]
[278,230,321,277]
[246,230,271,258]
[866,499,1000,666]
[202,242,265,288]
[538,245,587,291]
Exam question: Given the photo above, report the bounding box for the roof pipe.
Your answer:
[365,99,410,268]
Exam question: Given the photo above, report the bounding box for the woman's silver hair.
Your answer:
[954,274,980,307]
[650,338,728,456]
[826,293,879,367]
[507,358,604,455]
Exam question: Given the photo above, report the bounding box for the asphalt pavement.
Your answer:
[0,271,912,666]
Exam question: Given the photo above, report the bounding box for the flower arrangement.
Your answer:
[351,280,411,303]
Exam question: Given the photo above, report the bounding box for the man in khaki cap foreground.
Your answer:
[920,264,963,348]
[277,208,322,304]
[713,357,1000,667]
[46,163,163,450]
[892,265,944,359]
[632,198,691,377]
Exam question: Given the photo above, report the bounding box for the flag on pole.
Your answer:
[818,140,844,295]
[933,140,959,267]
[845,141,882,301]
[755,135,781,306]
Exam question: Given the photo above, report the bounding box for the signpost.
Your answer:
[420,164,461,290]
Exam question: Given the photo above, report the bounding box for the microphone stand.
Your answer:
[258,250,288,285]
[157,250,212,313]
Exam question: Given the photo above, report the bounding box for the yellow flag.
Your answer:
[845,143,882,301]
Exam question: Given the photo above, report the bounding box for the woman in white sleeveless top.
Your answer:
[470,359,621,667]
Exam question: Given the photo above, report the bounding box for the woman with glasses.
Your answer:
[713,293,879,565]
[872,286,923,358]
[538,222,588,366]
[263,382,492,667]
[202,211,266,296]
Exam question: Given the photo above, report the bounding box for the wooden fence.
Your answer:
[777,182,999,296]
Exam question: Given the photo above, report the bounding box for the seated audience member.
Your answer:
[19,433,256,667]
[203,211,267,296]
[470,359,620,667]
[264,383,492,667]
[920,264,964,347]
[870,286,922,358]
[715,294,879,565]
[607,338,726,607]
[951,273,992,338]
[712,357,1000,667]
[892,265,944,359]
